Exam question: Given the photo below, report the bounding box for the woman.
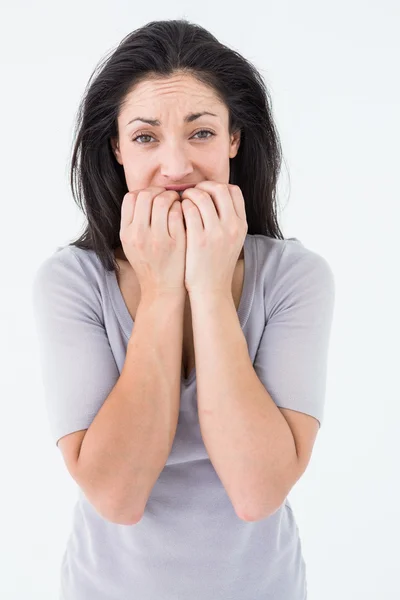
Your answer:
[32,19,335,600]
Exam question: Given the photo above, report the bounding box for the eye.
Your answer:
[132,133,154,144]
[131,129,215,144]
[193,129,215,140]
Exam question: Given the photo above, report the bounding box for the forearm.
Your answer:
[189,291,297,521]
[76,292,186,524]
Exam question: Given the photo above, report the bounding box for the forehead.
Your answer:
[121,74,224,114]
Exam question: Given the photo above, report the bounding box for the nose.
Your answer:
[160,145,194,182]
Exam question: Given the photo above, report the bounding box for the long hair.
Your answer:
[67,18,287,273]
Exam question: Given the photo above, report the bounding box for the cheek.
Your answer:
[203,152,227,174]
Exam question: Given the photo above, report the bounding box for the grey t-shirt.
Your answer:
[31,233,335,600]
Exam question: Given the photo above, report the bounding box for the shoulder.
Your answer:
[33,244,105,287]
[250,234,335,311]
[252,234,334,281]
[31,245,107,320]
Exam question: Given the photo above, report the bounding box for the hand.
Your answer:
[119,187,186,299]
[180,181,248,297]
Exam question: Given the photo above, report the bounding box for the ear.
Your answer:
[110,137,123,165]
[229,129,241,159]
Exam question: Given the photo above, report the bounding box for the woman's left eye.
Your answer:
[193,129,214,140]
[132,129,215,144]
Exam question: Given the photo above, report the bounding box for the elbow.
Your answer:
[107,511,143,526]
[94,498,143,526]
[237,502,282,523]
[75,466,144,526]
[80,485,143,526]
[235,489,287,523]
[238,503,282,522]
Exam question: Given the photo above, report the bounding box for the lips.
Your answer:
[164,184,197,191]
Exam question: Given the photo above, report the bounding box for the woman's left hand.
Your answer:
[180,181,248,297]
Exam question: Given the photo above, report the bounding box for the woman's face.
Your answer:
[111,73,241,194]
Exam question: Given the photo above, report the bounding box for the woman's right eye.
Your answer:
[132,133,154,144]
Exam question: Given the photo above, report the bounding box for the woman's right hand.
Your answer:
[119,187,187,298]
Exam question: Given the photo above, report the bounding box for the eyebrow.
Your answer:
[126,111,219,128]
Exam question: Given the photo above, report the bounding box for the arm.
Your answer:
[189,291,298,522]
[74,291,185,525]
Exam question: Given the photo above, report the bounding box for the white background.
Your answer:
[1,1,399,598]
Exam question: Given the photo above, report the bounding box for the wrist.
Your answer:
[187,288,233,304]
[141,289,186,305]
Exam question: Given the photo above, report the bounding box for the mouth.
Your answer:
[164,184,197,192]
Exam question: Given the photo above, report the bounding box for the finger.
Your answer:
[190,182,234,223]
[130,187,166,233]
[181,198,204,235]
[168,200,186,239]
[120,192,136,231]
[151,190,181,238]
[180,188,217,230]
[227,184,247,220]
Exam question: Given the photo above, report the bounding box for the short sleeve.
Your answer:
[253,244,335,428]
[31,249,120,447]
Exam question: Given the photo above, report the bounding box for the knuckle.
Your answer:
[135,236,146,249]
[154,191,176,207]
[152,237,162,251]
[213,229,224,243]
[134,226,146,246]
[153,195,166,207]
[228,225,239,238]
